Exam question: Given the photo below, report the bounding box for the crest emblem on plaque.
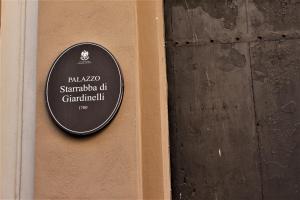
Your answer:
[80,50,89,61]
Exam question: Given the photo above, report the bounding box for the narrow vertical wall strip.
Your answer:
[20,0,38,199]
[134,1,144,198]
[136,1,171,199]
[0,0,26,199]
[17,0,27,199]
[155,2,171,199]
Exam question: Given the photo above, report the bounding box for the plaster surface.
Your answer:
[35,1,140,199]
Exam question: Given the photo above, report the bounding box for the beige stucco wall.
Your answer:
[137,1,170,199]
[35,0,169,199]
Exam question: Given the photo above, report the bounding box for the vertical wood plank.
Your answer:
[251,40,300,200]
[167,43,261,200]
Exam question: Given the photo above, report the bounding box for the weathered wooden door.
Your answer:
[164,1,300,199]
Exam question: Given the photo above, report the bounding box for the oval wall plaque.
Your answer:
[46,43,124,136]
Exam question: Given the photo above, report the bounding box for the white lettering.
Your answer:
[68,76,101,83]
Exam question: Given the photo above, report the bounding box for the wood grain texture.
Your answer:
[251,40,300,200]
[248,0,300,40]
[167,43,261,200]
[164,0,247,44]
[165,0,300,200]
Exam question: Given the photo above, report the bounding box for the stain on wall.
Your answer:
[164,0,247,44]
[251,0,300,33]
[165,0,300,199]
[172,0,239,29]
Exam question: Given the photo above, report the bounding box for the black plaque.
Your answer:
[46,43,124,136]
